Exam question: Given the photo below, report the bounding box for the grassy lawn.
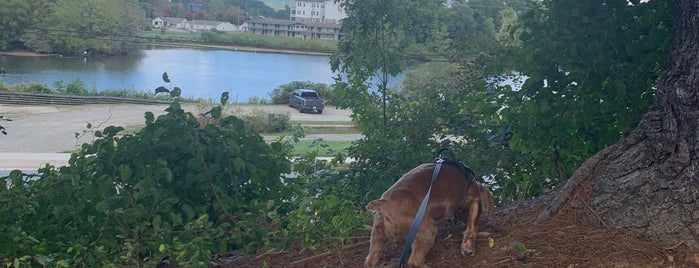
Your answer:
[289,120,354,126]
[291,139,353,156]
[286,120,359,136]
[285,127,359,135]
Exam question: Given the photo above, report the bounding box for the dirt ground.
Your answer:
[0,103,353,153]
[220,203,699,268]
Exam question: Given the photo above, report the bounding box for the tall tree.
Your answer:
[24,0,145,56]
[499,0,673,188]
[0,0,46,50]
[331,0,525,203]
[534,0,699,247]
[331,0,442,133]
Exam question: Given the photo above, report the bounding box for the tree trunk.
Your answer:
[535,0,699,248]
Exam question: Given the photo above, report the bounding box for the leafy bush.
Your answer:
[281,138,371,248]
[0,75,369,267]
[0,95,298,266]
[0,81,52,93]
[53,78,89,96]
[24,82,53,94]
[241,108,290,133]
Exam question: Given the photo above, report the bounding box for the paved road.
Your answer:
[0,103,357,171]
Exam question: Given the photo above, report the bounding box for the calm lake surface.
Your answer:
[0,48,336,101]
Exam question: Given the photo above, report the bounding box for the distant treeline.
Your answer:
[0,0,291,57]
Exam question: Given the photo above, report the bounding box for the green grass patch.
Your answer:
[289,120,354,126]
[291,140,353,156]
[201,32,337,53]
[278,125,359,135]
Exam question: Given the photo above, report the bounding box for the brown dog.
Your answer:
[364,162,493,268]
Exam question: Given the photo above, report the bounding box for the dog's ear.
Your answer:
[465,168,476,182]
[366,199,387,211]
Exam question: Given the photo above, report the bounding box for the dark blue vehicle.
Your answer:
[289,89,325,114]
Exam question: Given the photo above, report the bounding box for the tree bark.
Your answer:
[535,0,699,248]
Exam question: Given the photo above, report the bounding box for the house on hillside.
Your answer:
[152,17,189,29]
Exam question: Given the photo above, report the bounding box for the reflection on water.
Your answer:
[0,48,336,101]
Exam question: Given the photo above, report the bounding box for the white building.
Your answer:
[191,20,239,32]
[152,17,242,32]
[152,17,190,29]
[291,0,346,24]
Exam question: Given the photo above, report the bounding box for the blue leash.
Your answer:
[398,158,444,267]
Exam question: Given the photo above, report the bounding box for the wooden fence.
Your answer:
[0,91,169,105]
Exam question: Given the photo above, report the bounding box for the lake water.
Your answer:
[0,48,336,102]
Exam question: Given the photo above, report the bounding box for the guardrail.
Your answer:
[0,91,169,105]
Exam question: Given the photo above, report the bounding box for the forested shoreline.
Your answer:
[0,0,298,57]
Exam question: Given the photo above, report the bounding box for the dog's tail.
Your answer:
[477,184,495,221]
[366,199,387,212]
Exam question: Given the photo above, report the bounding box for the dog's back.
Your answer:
[367,163,470,225]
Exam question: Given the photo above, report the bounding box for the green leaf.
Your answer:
[181,204,195,221]
[95,201,109,213]
[56,260,70,268]
[103,126,124,137]
[171,87,182,98]
[209,106,222,119]
[220,92,229,106]
[153,215,162,229]
[169,212,183,227]
[118,165,132,180]
[157,198,179,213]
[155,86,169,95]
[232,157,245,173]
[145,111,155,124]
[162,72,170,83]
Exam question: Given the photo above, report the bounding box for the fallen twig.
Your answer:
[577,195,609,229]
[490,257,514,266]
[253,249,286,260]
[664,240,684,250]
[290,240,370,267]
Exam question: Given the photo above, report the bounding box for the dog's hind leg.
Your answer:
[364,214,388,268]
[407,219,437,268]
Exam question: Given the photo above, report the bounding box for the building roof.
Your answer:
[305,22,341,29]
[191,20,231,26]
[247,18,304,26]
[159,17,186,23]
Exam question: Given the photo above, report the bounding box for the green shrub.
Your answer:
[0,81,52,93]
[53,78,89,96]
[0,98,295,266]
[241,108,290,133]
[22,82,53,93]
[0,75,365,268]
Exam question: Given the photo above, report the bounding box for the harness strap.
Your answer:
[399,159,444,267]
